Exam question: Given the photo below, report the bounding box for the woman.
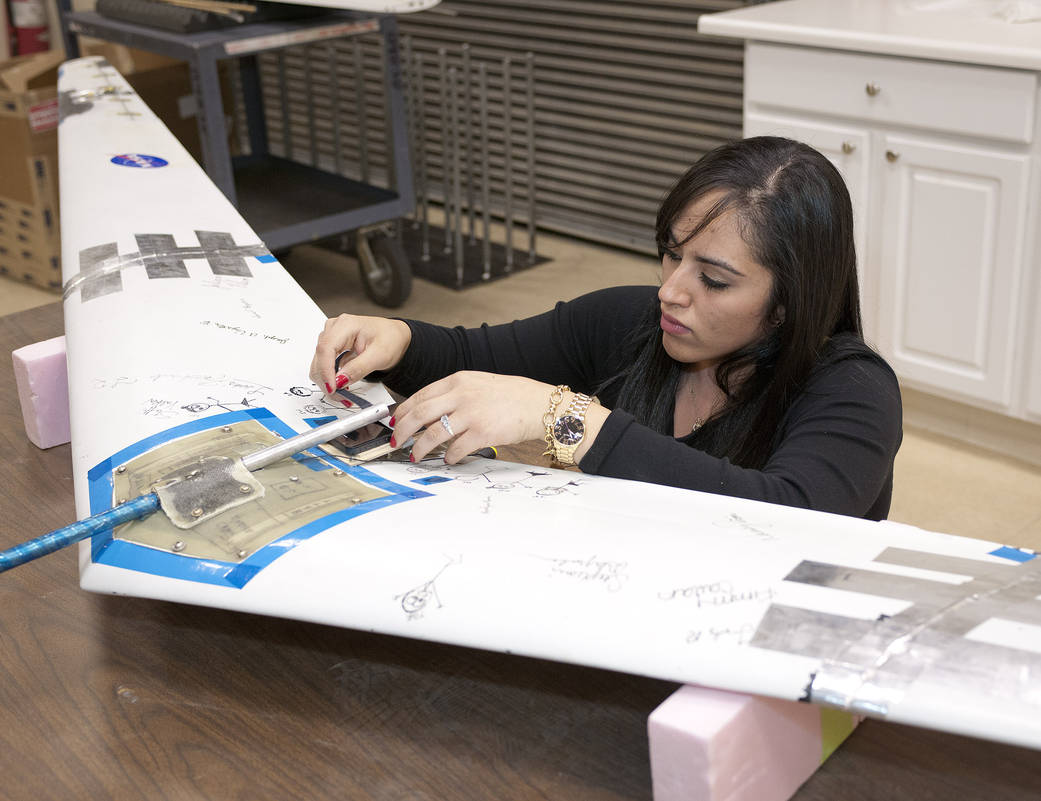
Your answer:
[310,137,902,520]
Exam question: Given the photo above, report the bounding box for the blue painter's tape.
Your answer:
[86,408,429,588]
[291,449,335,470]
[989,546,1037,563]
[256,254,278,263]
[413,475,453,485]
[305,416,338,427]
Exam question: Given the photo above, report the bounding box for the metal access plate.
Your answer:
[111,420,387,563]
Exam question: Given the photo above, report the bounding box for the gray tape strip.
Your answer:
[785,560,975,606]
[136,233,189,279]
[64,232,270,300]
[80,241,123,301]
[752,604,877,660]
[196,231,253,277]
[874,546,1020,579]
[752,548,1041,717]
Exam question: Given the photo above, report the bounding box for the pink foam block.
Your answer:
[648,685,859,801]
[12,335,71,450]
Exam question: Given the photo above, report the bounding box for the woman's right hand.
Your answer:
[309,313,412,394]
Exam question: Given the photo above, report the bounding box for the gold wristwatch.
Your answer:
[550,392,595,466]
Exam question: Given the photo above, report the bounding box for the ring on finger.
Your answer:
[440,413,455,437]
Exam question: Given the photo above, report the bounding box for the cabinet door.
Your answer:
[1025,279,1041,421]
[745,113,871,274]
[744,113,875,339]
[877,133,1030,409]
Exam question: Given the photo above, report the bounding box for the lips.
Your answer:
[660,311,690,336]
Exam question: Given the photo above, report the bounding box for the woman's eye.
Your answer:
[662,248,681,262]
[699,273,729,291]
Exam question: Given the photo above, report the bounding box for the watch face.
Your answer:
[553,415,584,446]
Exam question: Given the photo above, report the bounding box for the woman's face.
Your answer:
[658,191,778,369]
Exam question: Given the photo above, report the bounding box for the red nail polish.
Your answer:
[409,452,415,463]
[334,374,349,389]
[341,399,352,407]
[390,436,397,447]
[324,382,333,394]
[389,416,396,427]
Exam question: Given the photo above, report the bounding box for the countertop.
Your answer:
[698,0,1041,71]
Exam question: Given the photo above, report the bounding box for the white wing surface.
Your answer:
[58,56,1041,752]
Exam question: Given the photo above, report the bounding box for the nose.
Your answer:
[659,264,691,307]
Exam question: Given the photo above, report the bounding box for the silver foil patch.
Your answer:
[752,546,1041,717]
[154,455,264,529]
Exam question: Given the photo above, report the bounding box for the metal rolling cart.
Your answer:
[56,4,415,306]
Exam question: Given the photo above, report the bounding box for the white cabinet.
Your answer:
[1026,232,1041,422]
[876,135,1029,408]
[743,113,874,333]
[1028,314,1041,421]
[743,41,1039,416]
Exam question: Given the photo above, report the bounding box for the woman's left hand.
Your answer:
[391,371,552,463]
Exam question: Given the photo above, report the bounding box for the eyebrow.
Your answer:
[670,224,745,279]
[696,254,745,278]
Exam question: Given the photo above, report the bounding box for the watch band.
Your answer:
[542,384,569,460]
[550,392,595,466]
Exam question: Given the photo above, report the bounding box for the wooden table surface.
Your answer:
[3,302,1041,801]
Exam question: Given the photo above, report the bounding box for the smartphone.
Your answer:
[331,421,393,456]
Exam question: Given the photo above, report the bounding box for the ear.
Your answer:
[770,305,786,327]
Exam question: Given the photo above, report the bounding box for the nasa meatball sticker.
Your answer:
[111,154,169,168]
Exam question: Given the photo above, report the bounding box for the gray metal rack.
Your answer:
[57,6,416,306]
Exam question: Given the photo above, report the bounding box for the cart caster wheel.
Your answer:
[357,228,412,308]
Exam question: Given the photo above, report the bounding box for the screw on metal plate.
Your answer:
[222,426,233,433]
[332,469,344,477]
[239,485,253,494]
[350,497,361,504]
[172,541,186,552]
[117,498,127,505]
[191,507,204,518]
[116,465,127,474]
[289,475,300,482]
[237,550,247,559]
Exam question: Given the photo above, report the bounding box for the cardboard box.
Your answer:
[0,44,236,293]
[0,50,64,292]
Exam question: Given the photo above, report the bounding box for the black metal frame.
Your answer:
[55,4,415,253]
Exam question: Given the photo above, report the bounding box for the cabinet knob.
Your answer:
[885,150,900,162]
[865,82,881,96]
[841,141,856,154]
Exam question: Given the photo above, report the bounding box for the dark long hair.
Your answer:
[610,136,863,469]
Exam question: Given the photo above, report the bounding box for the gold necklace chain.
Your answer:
[687,381,704,433]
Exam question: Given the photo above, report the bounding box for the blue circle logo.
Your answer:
[111,153,168,168]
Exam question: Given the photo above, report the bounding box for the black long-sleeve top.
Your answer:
[377,286,903,520]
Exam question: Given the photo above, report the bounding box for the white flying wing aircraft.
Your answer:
[52,55,1041,755]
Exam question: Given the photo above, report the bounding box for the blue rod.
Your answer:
[1,408,391,574]
[0,494,161,574]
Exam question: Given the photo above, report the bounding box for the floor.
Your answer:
[5,225,1040,550]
